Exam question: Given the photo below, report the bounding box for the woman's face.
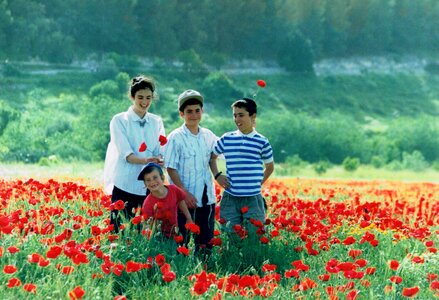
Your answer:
[132,89,153,117]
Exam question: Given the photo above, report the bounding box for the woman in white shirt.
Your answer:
[104,75,165,232]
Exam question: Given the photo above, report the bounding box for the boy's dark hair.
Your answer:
[130,76,155,98]
[179,98,203,112]
[231,97,257,115]
[137,162,164,180]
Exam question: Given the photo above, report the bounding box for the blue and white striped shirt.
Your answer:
[213,130,273,197]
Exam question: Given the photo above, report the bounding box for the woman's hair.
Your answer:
[130,75,155,98]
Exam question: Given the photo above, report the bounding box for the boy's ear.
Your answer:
[179,111,184,118]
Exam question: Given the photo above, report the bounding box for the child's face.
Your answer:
[233,107,255,134]
[143,169,164,192]
[132,89,153,116]
[180,104,203,127]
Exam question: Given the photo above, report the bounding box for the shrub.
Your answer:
[343,157,360,172]
[401,151,429,172]
[314,161,330,175]
[371,155,385,168]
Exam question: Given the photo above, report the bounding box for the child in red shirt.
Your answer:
[138,162,193,237]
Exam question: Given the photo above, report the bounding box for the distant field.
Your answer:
[1,162,437,187]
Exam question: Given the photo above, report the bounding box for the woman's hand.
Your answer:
[145,156,164,166]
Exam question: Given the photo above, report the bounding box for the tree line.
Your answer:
[1,0,438,72]
[0,72,437,171]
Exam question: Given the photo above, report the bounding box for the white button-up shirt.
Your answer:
[164,124,218,206]
[104,106,165,195]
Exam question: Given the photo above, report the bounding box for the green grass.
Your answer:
[275,164,439,183]
[1,162,438,186]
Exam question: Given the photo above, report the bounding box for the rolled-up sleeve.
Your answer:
[110,117,133,161]
[164,135,179,169]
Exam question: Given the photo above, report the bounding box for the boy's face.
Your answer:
[143,169,164,192]
[233,106,255,134]
[180,104,203,127]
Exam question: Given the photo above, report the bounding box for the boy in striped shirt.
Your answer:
[210,98,274,230]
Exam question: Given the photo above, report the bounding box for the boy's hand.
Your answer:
[216,175,230,189]
[184,192,197,209]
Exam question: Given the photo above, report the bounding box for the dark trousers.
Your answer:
[110,186,148,233]
[178,186,215,254]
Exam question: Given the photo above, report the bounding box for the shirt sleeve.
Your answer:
[212,135,225,155]
[110,116,134,161]
[163,132,179,169]
[141,196,153,219]
[172,185,187,203]
[261,140,274,163]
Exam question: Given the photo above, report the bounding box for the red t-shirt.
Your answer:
[142,185,186,237]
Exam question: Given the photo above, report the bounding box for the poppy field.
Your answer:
[0,177,438,299]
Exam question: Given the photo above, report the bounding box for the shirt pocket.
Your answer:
[182,149,196,171]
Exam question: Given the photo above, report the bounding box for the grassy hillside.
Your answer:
[2,61,439,119]
[1,60,438,166]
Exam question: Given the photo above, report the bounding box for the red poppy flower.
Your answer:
[388,260,399,271]
[68,286,85,300]
[430,280,439,292]
[240,206,249,214]
[138,142,147,152]
[355,259,368,268]
[23,283,37,293]
[412,256,424,264]
[159,135,167,146]
[426,273,438,282]
[28,253,43,264]
[346,290,359,300]
[318,274,330,281]
[285,269,300,278]
[177,246,190,256]
[348,249,362,259]
[402,286,419,297]
[7,277,22,288]
[62,266,75,275]
[91,226,101,236]
[162,271,176,282]
[262,263,277,272]
[3,265,17,274]
[425,240,434,247]
[114,296,128,300]
[7,246,19,254]
[126,260,142,273]
[185,223,200,235]
[174,235,184,243]
[209,237,222,246]
[155,254,166,266]
[260,236,270,244]
[128,215,141,225]
[342,236,356,245]
[389,275,403,284]
[47,246,63,259]
[112,200,125,211]
[257,79,266,88]
[39,259,50,267]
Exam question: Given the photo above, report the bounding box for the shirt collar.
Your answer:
[128,106,150,123]
[182,124,201,137]
[236,129,257,138]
